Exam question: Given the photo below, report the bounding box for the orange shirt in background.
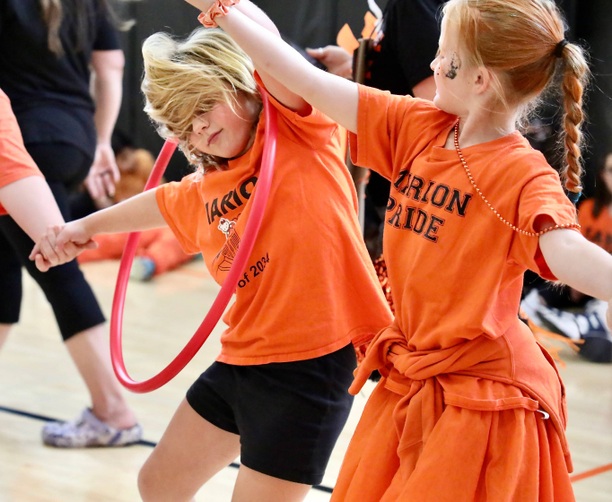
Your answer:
[0,89,42,215]
[156,89,393,366]
[577,198,612,253]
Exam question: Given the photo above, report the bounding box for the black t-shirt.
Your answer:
[365,0,444,94]
[0,0,120,156]
[364,0,444,207]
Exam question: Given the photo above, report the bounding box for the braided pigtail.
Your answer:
[557,41,590,199]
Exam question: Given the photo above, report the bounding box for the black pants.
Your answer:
[0,143,105,339]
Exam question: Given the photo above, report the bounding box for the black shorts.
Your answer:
[186,343,356,485]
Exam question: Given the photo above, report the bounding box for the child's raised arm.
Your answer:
[184,0,359,132]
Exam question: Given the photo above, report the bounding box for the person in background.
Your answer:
[0,0,141,447]
[69,129,156,218]
[308,0,443,259]
[522,150,612,363]
[178,0,612,499]
[0,88,80,257]
[71,129,196,281]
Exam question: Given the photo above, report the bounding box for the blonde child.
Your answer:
[176,0,612,500]
[35,4,393,501]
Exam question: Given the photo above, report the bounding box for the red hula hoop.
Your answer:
[110,93,278,393]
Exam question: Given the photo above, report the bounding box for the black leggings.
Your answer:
[0,143,105,339]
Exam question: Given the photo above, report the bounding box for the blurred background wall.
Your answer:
[113,0,384,181]
[114,0,609,192]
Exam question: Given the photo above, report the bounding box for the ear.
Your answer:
[473,66,492,95]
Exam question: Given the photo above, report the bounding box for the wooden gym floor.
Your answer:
[0,259,610,501]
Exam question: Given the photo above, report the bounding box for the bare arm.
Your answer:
[0,177,64,241]
[66,189,166,238]
[86,49,125,199]
[0,177,90,272]
[33,189,167,270]
[184,0,359,131]
[539,228,612,301]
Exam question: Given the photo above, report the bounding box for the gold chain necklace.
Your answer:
[453,120,578,237]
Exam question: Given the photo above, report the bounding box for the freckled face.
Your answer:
[189,94,259,159]
[430,20,469,115]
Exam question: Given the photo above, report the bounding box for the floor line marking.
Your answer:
[0,404,332,493]
[569,463,612,482]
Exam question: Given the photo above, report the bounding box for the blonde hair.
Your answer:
[141,27,261,168]
[443,0,590,195]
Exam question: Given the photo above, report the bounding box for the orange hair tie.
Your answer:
[197,0,240,28]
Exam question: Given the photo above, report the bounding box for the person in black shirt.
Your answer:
[0,0,141,447]
[308,0,444,259]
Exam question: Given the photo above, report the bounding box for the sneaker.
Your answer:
[130,257,156,281]
[535,303,584,341]
[520,289,546,324]
[534,299,612,363]
[42,408,143,448]
[579,300,612,363]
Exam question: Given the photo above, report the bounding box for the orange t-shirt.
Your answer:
[350,85,577,351]
[156,91,393,365]
[577,198,612,253]
[0,89,42,215]
[348,85,578,459]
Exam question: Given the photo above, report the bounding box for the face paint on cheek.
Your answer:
[445,53,461,79]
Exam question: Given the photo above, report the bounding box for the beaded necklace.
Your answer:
[452,120,579,237]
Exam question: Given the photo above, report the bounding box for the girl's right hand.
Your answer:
[30,222,98,271]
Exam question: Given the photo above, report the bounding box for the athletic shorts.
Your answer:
[186,343,357,485]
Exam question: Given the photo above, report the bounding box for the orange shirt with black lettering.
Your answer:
[156,91,393,365]
[349,85,577,353]
[0,89,42,215]
[341,87,579,492]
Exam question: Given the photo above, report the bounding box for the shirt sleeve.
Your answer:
[349,84,450,180]
[514,167,579,280]
[92,0,121,51]
[155,175,203,255]
[0,90,42,187]
[0,90,42,214]
[253,72,341,151]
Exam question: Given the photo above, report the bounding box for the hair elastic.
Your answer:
[567,190,582,204]
[198,0,240,28]
[554,39,569,58]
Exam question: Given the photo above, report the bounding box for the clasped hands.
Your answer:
[30,221,97,272]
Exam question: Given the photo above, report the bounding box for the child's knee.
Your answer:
[137,461,159,502]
